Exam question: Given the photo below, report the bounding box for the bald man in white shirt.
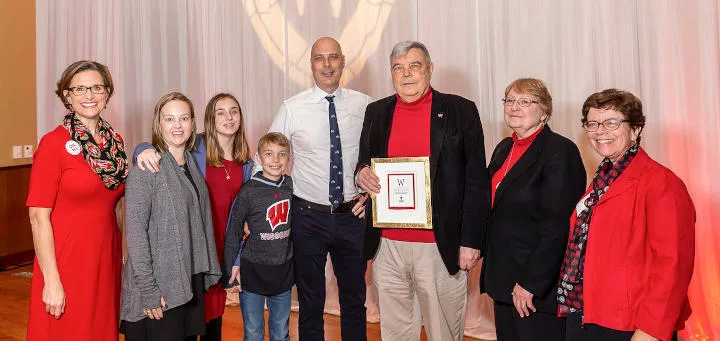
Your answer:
[269,37,370,341]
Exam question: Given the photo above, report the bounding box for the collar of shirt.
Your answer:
[311,84,342,103]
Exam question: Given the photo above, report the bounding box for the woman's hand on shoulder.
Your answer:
[136,149,161,173]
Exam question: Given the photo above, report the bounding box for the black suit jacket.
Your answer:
[480,126,586,313]
[356,90,491,275]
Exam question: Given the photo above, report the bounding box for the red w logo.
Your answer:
[266,199,290,231]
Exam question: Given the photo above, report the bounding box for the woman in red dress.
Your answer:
[134,93,253,340]
[26,60,128,341]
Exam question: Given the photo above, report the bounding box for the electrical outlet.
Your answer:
[23,145,33,158]
[12,145,22,159]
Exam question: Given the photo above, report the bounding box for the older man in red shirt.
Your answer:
[356,41,490,341]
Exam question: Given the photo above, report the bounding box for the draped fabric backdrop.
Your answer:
[36,1,718,340]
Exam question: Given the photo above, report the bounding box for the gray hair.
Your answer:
[390,41,432,64]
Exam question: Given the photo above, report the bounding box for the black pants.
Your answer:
[200,317,222,341]
[184,317,222,341]
[122,274,206,341]
[291,200,367,341]
[494,301,565,341]
[566,314,679,341]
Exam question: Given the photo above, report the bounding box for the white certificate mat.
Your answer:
[371,157,432,229]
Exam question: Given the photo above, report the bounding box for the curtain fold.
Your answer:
[37,1,718,339]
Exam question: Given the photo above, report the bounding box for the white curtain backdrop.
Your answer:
[36,1,719,340]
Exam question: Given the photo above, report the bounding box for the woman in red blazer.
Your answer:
[558,89,695,341]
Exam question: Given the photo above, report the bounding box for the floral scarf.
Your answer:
[557,143,639,314]
[63,112,128,189]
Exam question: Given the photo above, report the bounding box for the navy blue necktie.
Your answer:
[326,96,344,208]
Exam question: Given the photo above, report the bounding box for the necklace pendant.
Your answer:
[221,162,231,180]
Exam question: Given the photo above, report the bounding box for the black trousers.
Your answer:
[199,317,222,341]
[493,301,565,341]
[184,317,222,341]
[291,200,367,341]
[566,314,679,341]
[122,274,206,341]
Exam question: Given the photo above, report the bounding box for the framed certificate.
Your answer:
[371,157,432,229]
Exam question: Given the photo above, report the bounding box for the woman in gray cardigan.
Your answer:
[121,92,222,341]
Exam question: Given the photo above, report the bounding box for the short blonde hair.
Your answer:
[151,92,196,152]
[504,78,553,120]
[257,132,290,152]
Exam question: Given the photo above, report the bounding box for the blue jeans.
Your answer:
[239,289,291,341]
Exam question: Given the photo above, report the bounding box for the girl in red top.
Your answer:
[26,60,128,341]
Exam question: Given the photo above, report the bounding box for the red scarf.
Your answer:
[63,112,128,189]
[557,143,639,314]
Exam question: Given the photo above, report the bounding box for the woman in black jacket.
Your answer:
[480,78,586,341]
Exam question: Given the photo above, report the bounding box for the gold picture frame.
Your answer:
[371,157,433,229]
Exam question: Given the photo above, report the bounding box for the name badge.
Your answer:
[65,140,81,155]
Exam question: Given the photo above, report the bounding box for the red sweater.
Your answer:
[204,160,245,321]
[384,88,435,243]
[490,126,543,206]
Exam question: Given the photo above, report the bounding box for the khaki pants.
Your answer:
[372,238,468,341]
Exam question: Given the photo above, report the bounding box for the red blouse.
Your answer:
[491,126,543,206]
[204,159,245,322]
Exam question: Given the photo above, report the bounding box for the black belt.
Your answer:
[293,196,358,214]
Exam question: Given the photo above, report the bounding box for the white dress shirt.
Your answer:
[269,85,371,205]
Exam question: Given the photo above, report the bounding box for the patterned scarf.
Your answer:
[557,143,639,314]
[63,112,128,189]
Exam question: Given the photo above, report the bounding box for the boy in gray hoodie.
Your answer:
[223,132,293,341]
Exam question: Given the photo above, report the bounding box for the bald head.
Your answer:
[310,37,345,93]
[311,37,343,56]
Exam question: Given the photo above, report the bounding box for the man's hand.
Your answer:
[352,194,368,218]
[356,166,380,193]
[136,149,161,173]
[458,246,480,270]
[512,283,536,318]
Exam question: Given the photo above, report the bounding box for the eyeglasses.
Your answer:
[67,84,107,96]
[391,62,425,75]
[582,118,628,132]
[502,98,538,107]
